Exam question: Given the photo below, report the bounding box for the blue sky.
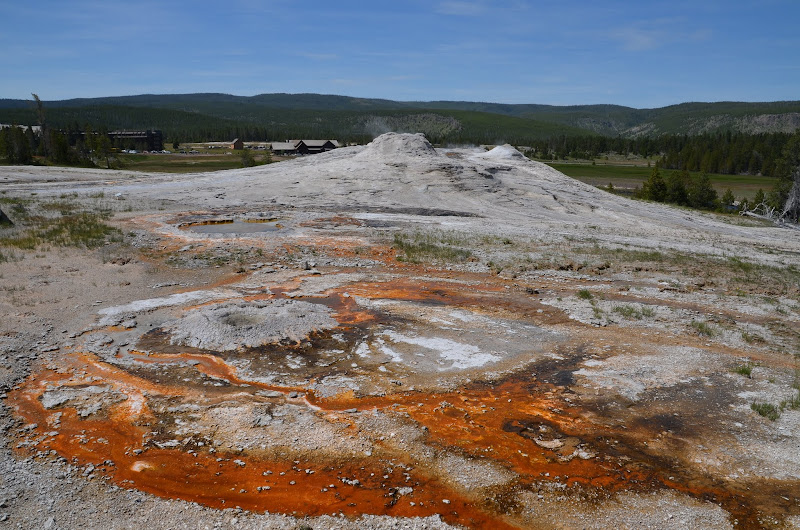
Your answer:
[1,0,798,108]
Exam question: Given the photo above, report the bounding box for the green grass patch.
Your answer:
[0,197,32,205]
[741,331,765,344]
[117,153,270,173]
[0,206,119,251]
[41,200,80,215]
[612,304,648,320]
[751,371,800,421]
[751,402,780,421]
[0,197,33,223]
[577,289,593,300]
[576,245,668,264]
[576,243,800,297]
[780,393,800,411]
[691,320,717,337]
[727,256,755,274]
[733,362,754,378]
[393,232,473,264]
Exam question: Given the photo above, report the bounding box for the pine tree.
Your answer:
[688,173,718,209]
[240,148,255,168]
[31,93,51,159]
[1,125,32,164]
[769,132,800,210]
[753,188,766,206]
[720,188,735,211]
[665,169,689,205]
[644,165,667,202]
[738,197,749,213]
[95,131,112,169]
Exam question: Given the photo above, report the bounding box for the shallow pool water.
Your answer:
[183,220,279,234]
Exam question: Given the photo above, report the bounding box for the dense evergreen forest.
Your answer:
[527,132,793,177]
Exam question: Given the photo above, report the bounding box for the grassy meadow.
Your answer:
[116,150,273,173]
[546,162,778,200]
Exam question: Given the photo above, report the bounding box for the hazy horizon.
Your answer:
[4,92,800,112]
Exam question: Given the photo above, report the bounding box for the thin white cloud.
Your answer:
[435,40,489,53]
[435,1,486,16]
[190,69,256,79]
[435,1,529,17]
[295,52,339,61]
[607,20,712,52]
[610,27,660,51]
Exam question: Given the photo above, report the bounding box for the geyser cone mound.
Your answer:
[354,132,439,161]
[478,144,528,161]
[167,299,337,351]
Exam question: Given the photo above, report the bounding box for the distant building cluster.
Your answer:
[268,139,340,155]
[108,130,163,152]
[202,139,340,155]
[2,124,340,158]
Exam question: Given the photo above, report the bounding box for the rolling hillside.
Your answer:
[1,93,798,142]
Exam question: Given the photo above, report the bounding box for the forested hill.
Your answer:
[1,94,799,140]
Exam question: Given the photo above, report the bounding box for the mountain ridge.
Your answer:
[1,93,799,138]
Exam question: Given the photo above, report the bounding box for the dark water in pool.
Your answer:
[184,220,279,234]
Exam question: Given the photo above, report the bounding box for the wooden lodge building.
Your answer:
[108,130,163,152]
[268,139,339,155]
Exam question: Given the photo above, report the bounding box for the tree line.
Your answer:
[635,132,800,213]
[526,131,792,177]
[1,101,794,179]
[637,166,723,210]
[0,122,115,168]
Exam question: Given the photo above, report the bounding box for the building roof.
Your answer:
[268,139,338,151]
[270,142,298,151]
[301,139,335,147]
[109,130,160,136]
